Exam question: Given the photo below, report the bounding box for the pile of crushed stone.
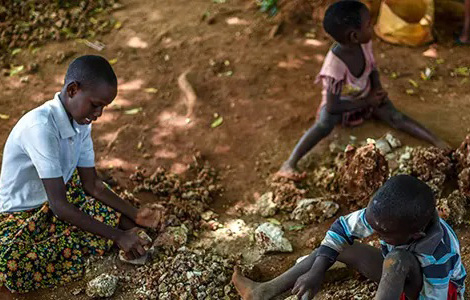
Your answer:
[453,135,470,198]
[119,247,238,300]
[337,144,389,207]
[321,278,377,299]
[268,176,307,212]
[394,146,452,197]
[305,134,470,226]
[0,0,121,66]
[122,156,222,233]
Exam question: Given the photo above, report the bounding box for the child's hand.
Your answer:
[291,270,324,300]
[116,228,151,260]
[135,205,165,229]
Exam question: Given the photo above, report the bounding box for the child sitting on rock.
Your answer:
[233,175,466,300]
[277,0,449,181]
[0,55,162,294]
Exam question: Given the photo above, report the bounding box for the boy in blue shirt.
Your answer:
[233,175,466,300]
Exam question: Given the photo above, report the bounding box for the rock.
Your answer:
[154,224,189,249]
[453,135,470,197]
[338,144,389,206]
[437,190,468,225]
[255,223,293,254]
[269,177,307,212]
[201,210,217,221]
[404,147,452,197]
[71,288,83,295]
[385,133,401,149]
[291,198,339,224]
[255,192,278,217]
[375,138,392,155]
[86,273,118,298]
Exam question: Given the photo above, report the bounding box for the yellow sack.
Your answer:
[374,0,434,47]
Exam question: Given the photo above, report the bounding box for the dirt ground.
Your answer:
[1,0,470,299]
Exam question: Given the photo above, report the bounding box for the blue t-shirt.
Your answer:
[318,209,466,300]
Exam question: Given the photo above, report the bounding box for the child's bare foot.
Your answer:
[275,162,307,181]
[232,267,264,300]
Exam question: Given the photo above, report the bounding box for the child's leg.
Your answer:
[277,107,342,180]
[337,243,422,300]
[375,250,423,300]
[373,100,450,149]
[233,242,422,300]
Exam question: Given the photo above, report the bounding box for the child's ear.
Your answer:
[66,81,80,98]
[349,30,359,44]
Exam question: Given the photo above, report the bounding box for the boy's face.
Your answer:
[357,8,372,44]
[66,81,117,125]
[365,209,424,246]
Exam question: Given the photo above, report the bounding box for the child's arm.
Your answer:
[292,209,375,298]
[78,167,162,229]
[42,178,148,257]
[370,69,383,91]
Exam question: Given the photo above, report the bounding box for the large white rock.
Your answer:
[255,223,292,254]
[86,273,118,298]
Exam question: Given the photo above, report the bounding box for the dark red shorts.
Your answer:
[400,282,458,300]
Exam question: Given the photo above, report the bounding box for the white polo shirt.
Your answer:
[0,93,95,212]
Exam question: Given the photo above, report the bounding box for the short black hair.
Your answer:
[64,55,117,89]
[323,0,368,43]
[369,175,436,232]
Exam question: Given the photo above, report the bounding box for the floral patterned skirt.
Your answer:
[0,171,120,293]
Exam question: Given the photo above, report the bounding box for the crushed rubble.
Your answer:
[269,177,307,212]
[399,147,452,197]
[86,273,119,298]
[121,247,238,299]
[255,222,293,254]
[128,156,222,237]
[338,144,389,206]
[453,135,470,197]
[1,1,121,66]
[437,190,468,225]
[321,278,377,299]
[290,198,339,224]
[253,192,278,217]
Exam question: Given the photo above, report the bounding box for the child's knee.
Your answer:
[383,250,418,275]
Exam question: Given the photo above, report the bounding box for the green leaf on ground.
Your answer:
[266,218,281,225]
[408,79,419,88]
[124,107,143,115]
[288,225,305,231]
[144,88,158,94]
[109,58,118,65]
[211,116,224,128]
[9,65,24,77]
[11,48,21,56]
